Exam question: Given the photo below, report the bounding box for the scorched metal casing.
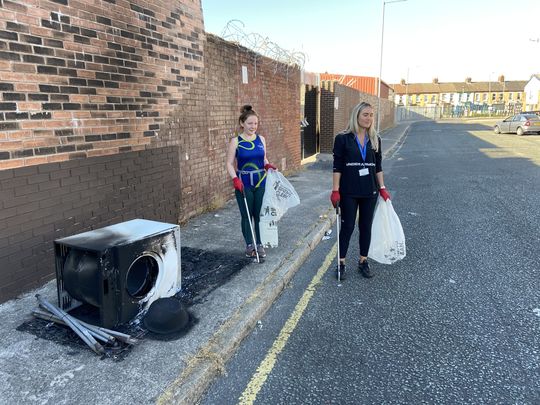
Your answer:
[54,219,181,328]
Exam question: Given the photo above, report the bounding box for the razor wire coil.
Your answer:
[220,20,306,72]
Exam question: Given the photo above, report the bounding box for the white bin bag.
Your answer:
[368,197,406,264]
[260,170,300,223]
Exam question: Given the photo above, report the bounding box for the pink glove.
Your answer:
[264,163,277,171]
[330,190,340,208]
[379,187,391,201]
[233,177,244,192]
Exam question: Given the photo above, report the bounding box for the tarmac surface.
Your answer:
[0,122,409,405]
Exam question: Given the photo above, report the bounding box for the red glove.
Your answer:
[379,187,391,201]
[232,177,244,192]
[264,163,277,171]
[330,190,340,208]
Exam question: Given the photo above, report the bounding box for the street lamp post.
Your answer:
[376,0,407,133]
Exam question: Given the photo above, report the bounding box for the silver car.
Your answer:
[494,114,540,135]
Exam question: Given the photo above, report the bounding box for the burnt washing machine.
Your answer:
[54,219,181,328]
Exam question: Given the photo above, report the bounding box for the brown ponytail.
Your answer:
[238,104,259,125]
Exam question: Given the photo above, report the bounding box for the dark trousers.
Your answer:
[235,186,265,245]
[339,195,378,259]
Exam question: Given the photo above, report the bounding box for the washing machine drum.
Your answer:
[63,250,159,308]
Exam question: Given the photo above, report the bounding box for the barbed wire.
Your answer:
[220,20,306,72]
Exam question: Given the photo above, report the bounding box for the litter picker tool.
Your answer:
[242,190,262,263]
[336,202,341,283]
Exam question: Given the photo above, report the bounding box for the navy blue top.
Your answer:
[236,134,266,188]
[332,132,382,198]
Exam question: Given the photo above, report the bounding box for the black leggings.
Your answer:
[339,195,378,260]
[235,186,265,245]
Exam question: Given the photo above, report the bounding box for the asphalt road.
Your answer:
[199,120,540,404]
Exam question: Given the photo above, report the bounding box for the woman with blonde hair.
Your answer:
[330,102,391,280]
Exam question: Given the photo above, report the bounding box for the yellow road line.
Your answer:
[237,243,337,405]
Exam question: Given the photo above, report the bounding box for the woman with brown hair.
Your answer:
[226,105,277,258]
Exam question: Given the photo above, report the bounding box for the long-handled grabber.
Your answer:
[336,202,341,283]
[242,190,261,263]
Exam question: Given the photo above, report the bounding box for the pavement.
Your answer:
[0,122,410,405]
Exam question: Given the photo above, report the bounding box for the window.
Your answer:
[483,93,487,101]
[509,93,513,101]
[491,93,496,101]
[517,93,521,100]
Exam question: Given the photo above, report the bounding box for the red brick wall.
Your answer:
[174,34,301,221]
[320,81,394,153]
[0,3,301,302]
[0,0,205,168]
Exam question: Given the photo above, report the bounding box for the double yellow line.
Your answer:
[238,243,337,404]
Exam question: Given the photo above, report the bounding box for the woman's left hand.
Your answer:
[264,163,277,171]
[379,188,391,201]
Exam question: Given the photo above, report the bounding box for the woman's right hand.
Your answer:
[330,190,340,207]
[233,177,244,192]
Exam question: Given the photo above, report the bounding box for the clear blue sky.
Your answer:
[201,0,540,84]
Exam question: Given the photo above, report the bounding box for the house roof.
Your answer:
[391,80,528,94]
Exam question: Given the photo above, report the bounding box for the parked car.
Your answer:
[494,114,540,135]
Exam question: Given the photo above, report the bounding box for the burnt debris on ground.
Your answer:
[175,246,250,306]
[16,246,250,359]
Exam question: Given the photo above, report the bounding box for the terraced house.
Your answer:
[391,75,527,117]
[524,74,540,111]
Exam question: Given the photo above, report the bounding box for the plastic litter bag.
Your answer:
[368,197,406,264]
[260,170,300,222]
[259,219,278,248]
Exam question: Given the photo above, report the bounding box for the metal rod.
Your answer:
[242,191,261,263]
[36,305,138,345]
[336,203,341,283]
[33,310,114,344]
[97,330,138,345]
[36,295,105,355]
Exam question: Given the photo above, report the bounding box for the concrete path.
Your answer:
[0,123,409,405]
